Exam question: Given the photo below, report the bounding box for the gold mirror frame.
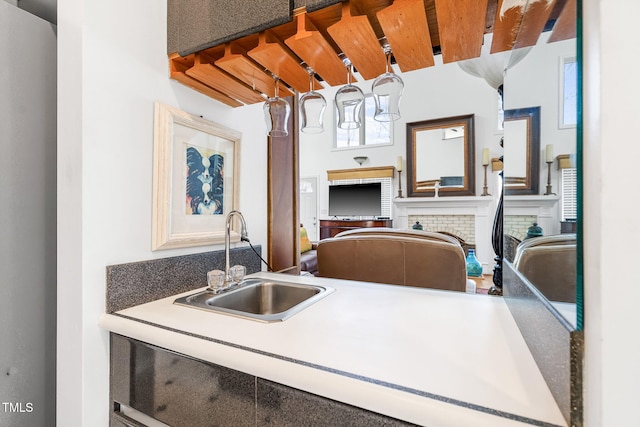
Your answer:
[406,114,475,197]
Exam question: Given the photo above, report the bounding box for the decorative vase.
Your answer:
[525,222,543,239]
[465,249,483,277]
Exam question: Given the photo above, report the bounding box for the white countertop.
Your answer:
[99,272,567,427]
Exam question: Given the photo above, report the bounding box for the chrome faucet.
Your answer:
[224,210,249,287]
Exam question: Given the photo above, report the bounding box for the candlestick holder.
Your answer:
[481,164,491,196]
[397,169,403,198]
[544,161,556,195]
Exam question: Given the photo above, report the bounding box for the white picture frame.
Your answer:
[152,102,241,250]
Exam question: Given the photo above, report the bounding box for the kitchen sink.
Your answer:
[174,278,334,322]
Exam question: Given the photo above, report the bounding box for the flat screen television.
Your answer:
[328,183,382,217]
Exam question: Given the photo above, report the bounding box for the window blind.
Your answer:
[561,168,577,221]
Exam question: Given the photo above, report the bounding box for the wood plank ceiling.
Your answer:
[169,0,576,107]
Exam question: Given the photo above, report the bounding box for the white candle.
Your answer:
[396,156,403,171]
[482,148,490,166]
[545,144,554,163]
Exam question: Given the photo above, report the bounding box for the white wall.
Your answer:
[505,33,577,203]
[1,3,56,425]
[57,1,267,425]
[583,1,640,426]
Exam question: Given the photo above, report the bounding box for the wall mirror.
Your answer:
[406,114,475,197]
[293,2,580,421]
[504,107,540,195]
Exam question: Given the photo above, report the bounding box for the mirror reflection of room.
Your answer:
[299,22,577,328]
[503,30,578,327]
[300,36,499,291]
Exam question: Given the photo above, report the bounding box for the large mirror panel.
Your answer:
[503,29,579,329]
[296,2,581,421]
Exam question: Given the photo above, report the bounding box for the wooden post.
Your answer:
[267,96,300,274]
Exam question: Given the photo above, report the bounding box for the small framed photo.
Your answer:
[152,102,241,250]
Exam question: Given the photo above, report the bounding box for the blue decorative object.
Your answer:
[525,222,543,239]
[412,221,423,230]
[465,249,483,277]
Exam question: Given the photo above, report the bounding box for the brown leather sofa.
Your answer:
[512,234,576,303]
[300,242,319,276]
[316,228,467,292]
[333,227,462,244]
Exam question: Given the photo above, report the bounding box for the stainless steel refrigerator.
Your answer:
[0,2,56,425]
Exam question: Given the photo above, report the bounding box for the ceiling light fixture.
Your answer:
[457,34,532,90]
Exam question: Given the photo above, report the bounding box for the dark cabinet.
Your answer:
[319,219,393,239]
[109,334,413,426]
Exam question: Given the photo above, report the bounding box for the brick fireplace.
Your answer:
[394,195,561,274]
[408,214,475,244]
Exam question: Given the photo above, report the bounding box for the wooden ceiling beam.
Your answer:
[376,0,435,72]
[349,0,394,38]
[513,0,558,49]
[215,43,294,98]
[491,0,525,53]
[549,0,576,43]
[327,2,387,80]
[434,0,488,63]
[169,0,572,105]
[248,31,312,93]
[168,53,243,107]
[285,13,347,86]
[424,0,440,50]
[484,0,499,33]
[185,53,265,105]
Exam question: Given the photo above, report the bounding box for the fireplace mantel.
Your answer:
[504,195,560,207]
[393,196,496,210]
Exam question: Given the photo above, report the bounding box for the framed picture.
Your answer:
[152,102,241,250]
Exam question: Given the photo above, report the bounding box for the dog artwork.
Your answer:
[185,145,224,215]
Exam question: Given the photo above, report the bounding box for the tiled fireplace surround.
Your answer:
[394,195,560,274]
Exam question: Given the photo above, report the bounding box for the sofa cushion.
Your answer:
[513,234,577,303]
[300,226,313,253]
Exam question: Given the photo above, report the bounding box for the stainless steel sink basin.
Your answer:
[174,278,334,322]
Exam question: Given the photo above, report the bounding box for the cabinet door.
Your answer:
[110,334,255,427]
